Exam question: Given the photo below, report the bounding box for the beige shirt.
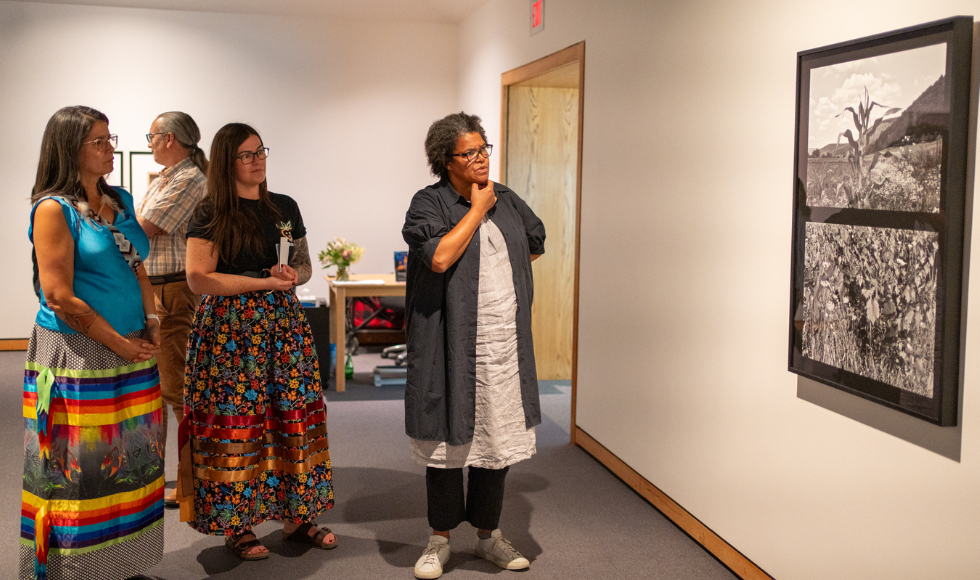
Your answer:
[138,157,207,276]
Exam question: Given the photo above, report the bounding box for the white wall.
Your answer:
[457,1,980,579]
[0,1,457,337]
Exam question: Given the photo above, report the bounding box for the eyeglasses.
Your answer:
[450,144,492,164]
[146,132,168,143]
[236,147,270,164]
[82,134,118,153]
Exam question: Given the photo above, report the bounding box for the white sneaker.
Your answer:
[414,535,451,579]
[474,529,530,570]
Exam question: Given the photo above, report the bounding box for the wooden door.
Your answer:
[502,44,583,384]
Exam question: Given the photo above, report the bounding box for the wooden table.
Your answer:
[326,273,406,391]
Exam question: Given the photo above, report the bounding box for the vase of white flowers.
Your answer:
[319,238,364,281]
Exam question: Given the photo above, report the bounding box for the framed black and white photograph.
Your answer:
[105,151,123,187]
[128,150,161,209]
[789,16,974,425]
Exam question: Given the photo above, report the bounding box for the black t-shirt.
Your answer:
[186,192,307,275]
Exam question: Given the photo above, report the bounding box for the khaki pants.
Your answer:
[152,279,201,459]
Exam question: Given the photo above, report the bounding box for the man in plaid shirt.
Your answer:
[137,111,208,507]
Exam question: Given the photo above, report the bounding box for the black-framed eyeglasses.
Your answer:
[451,144,493,163]
[82,134,118,153]
[146,132,168,143]
[236,147,270,164]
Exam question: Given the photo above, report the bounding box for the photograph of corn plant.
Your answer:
[805,44,947,212]
[802,222,938,396]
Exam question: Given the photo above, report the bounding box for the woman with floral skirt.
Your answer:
[181,122,335,560]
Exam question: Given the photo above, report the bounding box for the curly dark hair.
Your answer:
[424,112,488,179]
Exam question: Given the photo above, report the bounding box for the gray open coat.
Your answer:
[402,179,546,446]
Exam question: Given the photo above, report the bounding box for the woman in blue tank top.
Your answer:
[21,106,164,580]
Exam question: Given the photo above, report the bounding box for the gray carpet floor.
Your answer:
[0,349,737,580]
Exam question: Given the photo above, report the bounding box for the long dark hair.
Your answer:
[32,105,121,207]
[202,123,279,265]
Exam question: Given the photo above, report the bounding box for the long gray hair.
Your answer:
[32,105,120,206]
[156,111,208,172]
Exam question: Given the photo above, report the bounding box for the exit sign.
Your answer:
[530,0,544,35]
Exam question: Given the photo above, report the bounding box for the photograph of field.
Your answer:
[802,222,938,396]
[805,44,947,212]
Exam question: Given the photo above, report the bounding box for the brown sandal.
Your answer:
[225,531,270,560]
[283,522,338,550]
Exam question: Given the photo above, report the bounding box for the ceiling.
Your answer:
[15,0,492,23]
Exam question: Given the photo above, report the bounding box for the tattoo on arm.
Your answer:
[57,306,100,334]
[291,236,312,286]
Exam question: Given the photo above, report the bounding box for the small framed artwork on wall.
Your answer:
[788,16,974,425]
[128,151,161,209]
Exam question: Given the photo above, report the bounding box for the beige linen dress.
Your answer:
[411,215,536,469]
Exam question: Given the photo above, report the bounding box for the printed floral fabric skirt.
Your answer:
[182,290,333,536]
[20,325,164,580]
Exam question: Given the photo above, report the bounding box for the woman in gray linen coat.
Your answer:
[402,111,545,580]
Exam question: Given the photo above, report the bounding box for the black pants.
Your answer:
[426,466,509,531]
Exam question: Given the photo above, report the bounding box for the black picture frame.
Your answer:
[789,16,974,426]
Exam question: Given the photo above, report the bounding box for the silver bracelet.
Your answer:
[145,314,160,323]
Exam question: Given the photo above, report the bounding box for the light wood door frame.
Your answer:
[501,41,585,445]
